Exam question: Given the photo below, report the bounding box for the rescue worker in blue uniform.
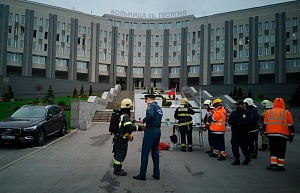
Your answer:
[174,98,195,152]
[243,98,260,159]
[112,98,145,176]
[133,94,163,181]
[228,101,252,165]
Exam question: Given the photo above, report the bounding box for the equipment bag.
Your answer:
[169,125,178,144]
[109,109,121,134]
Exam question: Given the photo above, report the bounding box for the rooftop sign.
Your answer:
[111,9,187,19]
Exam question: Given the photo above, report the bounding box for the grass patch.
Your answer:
[0,96,88,130]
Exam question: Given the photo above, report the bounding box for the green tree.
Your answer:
[289,85,300,107]
[88,85,93,96]
[72,88,78,98]
[44,85,55,104]
[237,87,243,99]
[151,87,154,94]
[7,85,14,99]
[229,91,233,97]
[80,85,84,96]
[233,86,238,97]
[247,89,252,98]
[34,84,43,104]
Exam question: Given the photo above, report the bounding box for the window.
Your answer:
[258,22,262,31]
[286,45,290,53]
[239,25,243,33]
[7,52,22,61]
[176,21,181,28]
[7,38,11,47]
[271,34,275,42]
[15,14,19,22]
[293,17,298,27]
[259,61,275,69]
[286,18,290,27]
[244,49,249,57]
[124,22,129,28]
[264,22,269,30]
[233,26,237,34]
[39,18,43,26]
[271,21,276,29]
[170,67,180,74]
[234,62,248,70]
[258,47,263,56]
[258,35,263,43]
[212,64,224,71]
[245,24,249,33]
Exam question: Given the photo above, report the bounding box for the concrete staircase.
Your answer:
[92,91,135,122]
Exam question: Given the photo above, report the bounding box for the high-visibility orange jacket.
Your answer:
[211,106,227,133]
[264,98,295,139]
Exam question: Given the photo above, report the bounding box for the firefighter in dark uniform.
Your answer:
[228,101,252,165]
[112,98,144,176]
[203,100,214,154]
[133,94,163,181]
[174,98,195,152]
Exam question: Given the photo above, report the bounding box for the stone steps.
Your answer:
[92,110,135,122]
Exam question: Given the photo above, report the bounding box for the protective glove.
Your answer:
[124,133,133,141]
[289,135,294,143]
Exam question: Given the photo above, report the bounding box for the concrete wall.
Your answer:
[0,76,114,99]
[71,84,121,129]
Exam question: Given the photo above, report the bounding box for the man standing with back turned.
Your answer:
[134,94,163,181]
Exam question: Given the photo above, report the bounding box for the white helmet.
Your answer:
[243,98,257,107]
[203,100,212,108]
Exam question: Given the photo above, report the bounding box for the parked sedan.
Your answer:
[0,105,67,146]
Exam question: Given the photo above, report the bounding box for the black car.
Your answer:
[0,105,67,146]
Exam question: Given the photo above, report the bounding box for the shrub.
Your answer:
[72,88,78,98]
[58,101,67,109]
[89,85,93,96]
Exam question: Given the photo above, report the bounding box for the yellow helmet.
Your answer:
[121,98,133,108]
[261,100,270,108]
[180,98,189,105]
[212,98,222,107]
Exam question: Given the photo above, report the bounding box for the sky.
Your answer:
[29,0,294,18]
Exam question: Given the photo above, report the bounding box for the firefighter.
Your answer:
[174,98,195,152]
[228,101,252,165]
[243,98,260,159]
[259,99,273,151]
[112,98,145,176]
[209,98,227,161]
[203,100,214,154]
[264,98,295,171]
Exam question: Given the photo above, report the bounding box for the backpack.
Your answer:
[109,109,121,134]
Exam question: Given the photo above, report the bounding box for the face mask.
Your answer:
[236,107,243,111]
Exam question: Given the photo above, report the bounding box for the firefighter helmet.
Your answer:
[203,100,212,108]
[261,100,270,108]
[212,98,222,107]
[121,98,133,108]
[243,98,257,107]
[180,98,189,105]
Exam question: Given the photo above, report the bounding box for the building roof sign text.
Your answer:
[111,9,187,19]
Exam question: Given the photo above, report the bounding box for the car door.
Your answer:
[45,107,58,135]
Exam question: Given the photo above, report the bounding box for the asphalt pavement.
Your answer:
[0,123,299,193]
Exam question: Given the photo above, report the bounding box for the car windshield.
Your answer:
[11,107,46,118]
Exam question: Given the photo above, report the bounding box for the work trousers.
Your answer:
[113,137,128,171]
[231,131,250,159]
[249,131,259,157]
[179,124,193,149]
[208,129,213,150]
[139,128,161,177]
[212,133,225,153]
[269,136,287,167]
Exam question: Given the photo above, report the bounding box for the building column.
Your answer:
[275,12,286,83]
[68,18,78,81]
[89,22,99,83]
[126,28,134,91]
[22,9,34,77]
[248,16,259,84]
[46,14,57,79]
[144,29,151,87]
[224,20,234,85]
[0,4,9,76]
[162,29,169,89]
[179,27,188,92]
[109,26,118,85]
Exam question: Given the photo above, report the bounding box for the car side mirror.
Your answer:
[47,114,54,119]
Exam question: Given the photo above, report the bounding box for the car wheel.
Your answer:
[58,122,67,137]
[35,129,46,146]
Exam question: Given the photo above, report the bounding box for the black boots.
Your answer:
[231,159,241,165]
[242,157,251,165]
[217,155,226,161]
[113,169,127,176]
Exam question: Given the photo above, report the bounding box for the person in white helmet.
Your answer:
[203,100,214,154]
[243,98,260,159]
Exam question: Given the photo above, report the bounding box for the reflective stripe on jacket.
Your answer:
[264,108,294,138]
[174,106,195,126]
[211,106,227,133]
